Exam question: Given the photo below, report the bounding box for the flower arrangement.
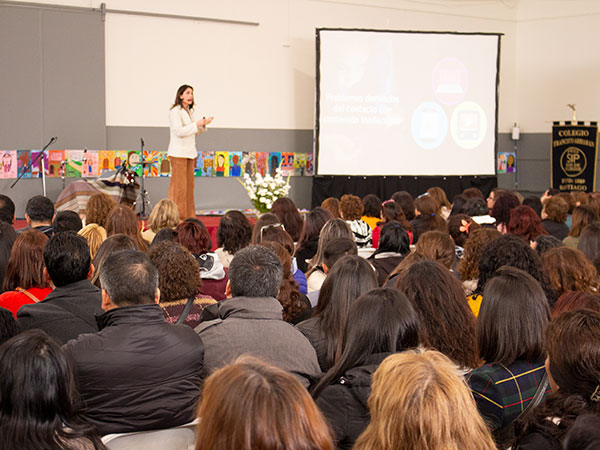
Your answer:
[239,169,291,213]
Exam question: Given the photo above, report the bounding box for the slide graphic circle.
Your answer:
[411,102,448,150]
[432,57,469,105]
[450,101,487,150]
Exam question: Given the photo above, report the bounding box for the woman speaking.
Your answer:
[168,84,213,219]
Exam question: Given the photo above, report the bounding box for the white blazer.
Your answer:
[167,105,206,159]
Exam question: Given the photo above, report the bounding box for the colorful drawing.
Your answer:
[269,152,281,177]
[506,153,516,173]
[127,151,142,176]
[82,151,99,177]
[17,150,32,179]
[305,153,314,176]
[294,153,306,176]
[31,151,49,178]
[0,151,17,178]
[197,152,214,177]
[215,151,229,177]
[99,150,115,174]
[497,152,508,173]
[159,153,170,176]
[113,150,129,171]
[48,150,65,178]
[242,152,257,176]
[229,151,243,177]
[144,151,161,177]
[256,152,268,177]
[65,150,84,177]
[281,152,294,176]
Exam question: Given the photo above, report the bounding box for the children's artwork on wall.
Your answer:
[256,152,268,177]
[305,153,314,176]
[215,151,229,177]
[127,151,142,176]
[242,152,257,176]
[506,152,516,173]
[65,150,83,177]
[229,151,243,177]
[144,151,161,177]
[17,150,32,179]
[0,151,18,179]
[198,152,214,177]
[31,151,49,177]
[99,151,115,174]
[294,153,306,176]
[269,152,281,177]
[48,150,65,178]
[82,151,99,177]
[113,150,128,171]
[281,152,294,176]
[497,152,508,173]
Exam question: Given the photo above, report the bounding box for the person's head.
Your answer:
[486,187,506,211]
[43,232,91,287]
[147,241,202,303]
[172,84,194,109]
[564,414,600,450]
[450,194,468,216]
[534,234,563,257]
[296,207,333,251]
[216,210,252,255]
[91,234,137,287]
[578,222,600,268]
[106,204,147,251]
[259,226,295,256]
[0,195,15,225]
[0,222,17,290]
[316,255,378,367]
[147,199,180,233]
[0,330,103,450]
[361,194,381,218]
[229,245,283,298]
[523,196,543,217]
[25,195,54,225]
[99,250,159,309]
[308,218,353,273]
[251,213,280,244]
[478,266,550,365]
[508,205,548,242]
[414,193,437,216]
[556,191,576,214]
[448,214,480,248]
[77,223,106,261]
[174,219,212,255]
[462,187,485,200]
[195,356,334,450]
[312,288,421,398]
[569,205,598,238]
[427,186,451,212]
[374,221,410,255]
[414,230,456,270]
[462,197,489,217]
[354,350,496,450]
[458,227,502,281]
[391,191,415,221]
[395,260,479,369]
[552,291,600,318]
[320,197,341,218]
[491,191,520,230]
[52,211,82,234]
[151,228,177,247]
[542,196,569,223]
[270,197,304,242]
[3,230,48,292]
[339,194,364,221]
[542,247,598,296]
[322,237,357,271]
[85,193,116,229]
[0,308,18,345]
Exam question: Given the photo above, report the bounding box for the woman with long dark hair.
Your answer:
[270,197,304,242]
[371,200,413,249]
[312,288,420,449]
[214,210,252,268]
[0,330,106,450]
[295,207,333,273]
[368,221,410,286]
[410,193,447,244]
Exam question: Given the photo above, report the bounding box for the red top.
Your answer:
[0,287,53,318]
[372,225,414,249]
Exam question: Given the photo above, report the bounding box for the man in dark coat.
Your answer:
[195,245,320,388]
[17,231,102,344]
[63,250,205,436]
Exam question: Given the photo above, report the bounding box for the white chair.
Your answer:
[101,420,198,450]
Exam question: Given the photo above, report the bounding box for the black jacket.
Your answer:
[295,236,319,273]
[315,353,391,450]
[542,219,569,241]
[17,279,103,344]
[63,304,205,436]
[296,316,331,372]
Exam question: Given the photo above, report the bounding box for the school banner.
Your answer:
[551,122,598,192]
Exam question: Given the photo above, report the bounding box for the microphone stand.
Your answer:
[11,136,57,196]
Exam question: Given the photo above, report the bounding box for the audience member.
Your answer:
[0,194,15,225]
[563,414,600,450]
[353,350,496,450]
[450,193,468,216]
[361,194,382,230]
[105,204,148,252]
[17,232,102,344]
[457,228,502,293]
[297,255,378,372]
[395,260,479,370]
[462,186,485,200]
[78,223,106,260]
[0,330,106,450]
[195,245,320,387]
[427,186,452,219]
[20,195,55,237]
[523,195,543,217]
[372,200,412,248]
[0,222,17,293]
[321,197,341,218]
[147,241,216,328]
[0,230,50,317]
[368,221,409,286]
[563,205,597,249]
[532,234,563,257]
[271,197,304,242]
[141,198,180,243]
[491,191,520,233]
[468,267,551,446]
[85,193,115,229]
[0,307,19,345]
[63,250,204,435]
[52,210,83,234]
[410,193,447,243]
[414,230,456,270]
[463,196,495,225]
[215,210,252,268]
[541,247,598,297]
[578,222,600,272]
[541,196,570,240]
[194,356,334,450]
[339,194,372,247]
[91,234,137,288]
[487,187,506,213]
[391,190,415,220]
[295,207,334,273]
[448,214,480,251]
[552,290,600,318]
[312,288,420,449]
[508,205,548,242]
[250,212,280,244]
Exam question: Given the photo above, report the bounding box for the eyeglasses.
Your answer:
[260,223,285,240]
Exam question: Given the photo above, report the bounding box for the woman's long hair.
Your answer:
[0,330,106,450]
[171,84,194,110]
[270,197,304,242]
[306,218,353,277]
[311,288,420,398]
[106,204,148,252]
[2,229,48,291]
[195,356,334,450]
[296,207,334,255]
[353,350,496,450]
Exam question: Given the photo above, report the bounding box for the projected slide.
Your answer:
[316,30,500,176]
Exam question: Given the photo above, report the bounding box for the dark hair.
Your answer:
[251,213,280,245]
[534,234,562,256]
[150,228,177,247]
[463,197,489,217]
[0,330,106,450]
[462,187,485,199]
[0,308,18,345]
[171,84,194,109]
[391,191,415,221]
[458,228,502,281]
[259,226,295,256]
[3,230,48,291]
[44,232,90,287]
[414,230,456,270]
[578,222,600,266]
[216,210,252,254]
[314,255,378,369]
[491,192,520,228]
[229,245,283,298]
[175,219,212,255]
[450,194,468,216]
[553,291,600,318]
[522,196,543,217]
[542,196,569,223]
[99,250,158,306]
[395,260,479,369]
[569,205,598,238]
[25,195,54,223]
[379,201,412,232]
[0,195,15,224]
[270,197,304,242]
[413,195,447,237]
[322,237,357,269]
[52,211,82,234]
[91,234,137,287]
[311,288,420,398]
[362,194,382,218]
[448,214,480,248]
[85,193,116,229]
[296,207,334,255]
[0,222,17,291]
[106,205,148,252]
[508,205,548,242]
[564,414,600,450]
[478,266,550,365]
[372,221,409,256]
[339,194,364,221]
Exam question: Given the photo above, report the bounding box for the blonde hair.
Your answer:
[78,224,107,261]
[147,199,180,233]
[354,350,496,450]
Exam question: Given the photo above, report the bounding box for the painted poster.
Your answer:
[269,152,281,177]
[0,151,17,178]
[305,153,314,176]
[229,151,243,177]
[113,150,128,170]
[48,150,65,178]
[294,153,306,176]
[99,151,115,174]
[198,152,214,177]
[144,150,161,177]
[281,152,294,176]
[82,151,99,177]
[159,153,171,176]
[497,152,508,173]
[65,150,83,177]
[242,152,257,176]
[17,150,32,179]
[126,150,142,176]
[215,151,229,177]
[506,152,516,173]
[256,152,268,177]
[31,151,49,177]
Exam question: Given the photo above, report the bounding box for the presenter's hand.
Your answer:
[197,117,214,127]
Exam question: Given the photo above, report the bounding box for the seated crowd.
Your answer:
[1,186,600,450]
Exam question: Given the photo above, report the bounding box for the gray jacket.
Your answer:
[195,296,321,387]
